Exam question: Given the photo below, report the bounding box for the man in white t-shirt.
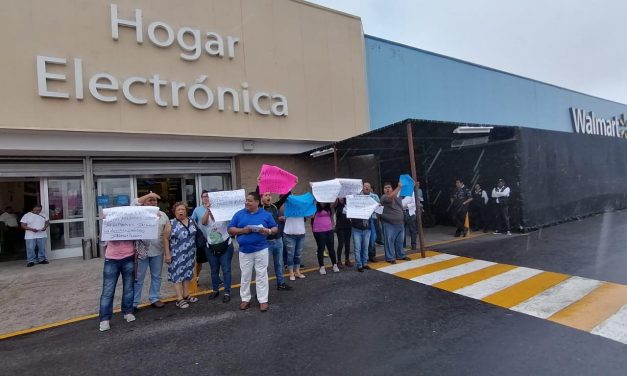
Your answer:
[20,204,49,267]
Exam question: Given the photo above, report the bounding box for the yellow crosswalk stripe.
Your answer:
[547,283,627,331]
[394,257,474,280]
[482,271,571,308]
[432,263,518,291]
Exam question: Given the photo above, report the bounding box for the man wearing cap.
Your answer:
[492,179,511,235]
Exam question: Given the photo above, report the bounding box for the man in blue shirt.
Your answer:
[228,192,278,312]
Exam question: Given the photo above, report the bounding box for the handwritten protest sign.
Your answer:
[400,174,415,197]
[374,205,384,215]
[101,206,159,241]
[311,179,342,203]
[285,192,316,217]
[337,178,363,198]
[259,164,298,194]
[346,194,379,219]
[207,189,246,222]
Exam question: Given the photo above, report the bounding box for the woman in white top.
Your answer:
[283,216,306,281]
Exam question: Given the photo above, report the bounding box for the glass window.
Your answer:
[48,179,83,219]
[200,174,231,192]
[50,222,84,250]
[96,177,132,215]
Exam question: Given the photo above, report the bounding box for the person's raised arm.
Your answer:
[386,182,402,198]
[201,201,213,226]
[136,192,161,205]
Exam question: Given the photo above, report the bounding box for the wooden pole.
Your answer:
[406,121,426,258]
[333,145,338,178]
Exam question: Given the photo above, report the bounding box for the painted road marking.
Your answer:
[591,303,627,344]
[455,267,544,300]
[511,276,602,319]
[377,251,627,345]
[412,260,495,285]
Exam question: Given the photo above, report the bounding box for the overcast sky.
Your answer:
[308,0,627,105]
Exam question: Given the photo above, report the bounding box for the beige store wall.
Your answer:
[0,0,368,143]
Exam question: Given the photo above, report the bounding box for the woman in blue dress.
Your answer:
[163,201,199,309]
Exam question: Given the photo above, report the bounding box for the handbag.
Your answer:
[209,238,230,257]
[193,221,210,264]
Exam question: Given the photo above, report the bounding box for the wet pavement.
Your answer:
[1,212,627,375]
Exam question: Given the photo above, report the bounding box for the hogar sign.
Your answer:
[35,4,288,116]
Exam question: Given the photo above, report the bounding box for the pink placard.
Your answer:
[258,164,298,194]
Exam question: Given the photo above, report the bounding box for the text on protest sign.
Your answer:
[337,178,363,198]
[399,174,415,197]
[258,164,298,194]
[207,189,246,222]
[101,206,159,241]
[311,179,342,203]
[346,194,379,220]
[285,192,316,217]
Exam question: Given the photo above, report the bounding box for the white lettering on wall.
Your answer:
[570,108,626,139]
[35,4,288,118]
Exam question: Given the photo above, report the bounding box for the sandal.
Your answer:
[184,295,199,303]
[176,299,189,309]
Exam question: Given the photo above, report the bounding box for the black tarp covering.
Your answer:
[517,127,627,229]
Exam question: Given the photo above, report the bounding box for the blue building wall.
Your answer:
[365,35,627,132]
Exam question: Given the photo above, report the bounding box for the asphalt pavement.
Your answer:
[1,211,627,375]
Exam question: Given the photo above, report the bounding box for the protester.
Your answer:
[450,179,473,237]
[492,178,512,235]
[402,180,423,251]
[380,182,410,264]
[350,215,371,272]
[281,195,309,282]
[20,204,49,267]
[334,198,352,267]
[470,184,489,233]
[132,192,168,311]
[202,196,235,303]
[228,192,278,312]
[98,239,136,331]
[191,191,211,282]
[256,181,292,291]
[362,182,380,262]
[312,202,340,274]
[163,202,199,309]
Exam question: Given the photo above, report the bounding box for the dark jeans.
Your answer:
[368,218,378,257]
[99,255,135,321]
[206,244,234,294]
[452,204,468,233]
[403,212,417,249]
[336,227,352,261]
[495,204,510,232]
[313,230,337,267]
[470,204,488,230]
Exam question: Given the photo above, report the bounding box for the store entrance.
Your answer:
[136,176,197,218]
[0,179,40,261]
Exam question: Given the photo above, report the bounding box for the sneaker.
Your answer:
[277,283,292,291]
[99,320,110,332]
[26,262,35,267]
[38,260,49,265]
[222,294,231,303]
[319,267,327,275]
[332,264,340,273]
[289,274,296,281]
[207,291,220,300]
[123,313,136,323]
[506,231,512,236]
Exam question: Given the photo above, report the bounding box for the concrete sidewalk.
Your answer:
[0,225,487,336]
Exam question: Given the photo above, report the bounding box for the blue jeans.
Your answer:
[207,244,234,294]
[99,256,135,321]
[284,234,305,270]
[267,238,285,286]
[352,228,370,269]
[383,222,406,261]
[368,218,378,257]
[133,254,163,306]
[25,237,47,263]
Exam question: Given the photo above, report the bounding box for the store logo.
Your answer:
[35,4,288,116]
[570,108,626,138]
